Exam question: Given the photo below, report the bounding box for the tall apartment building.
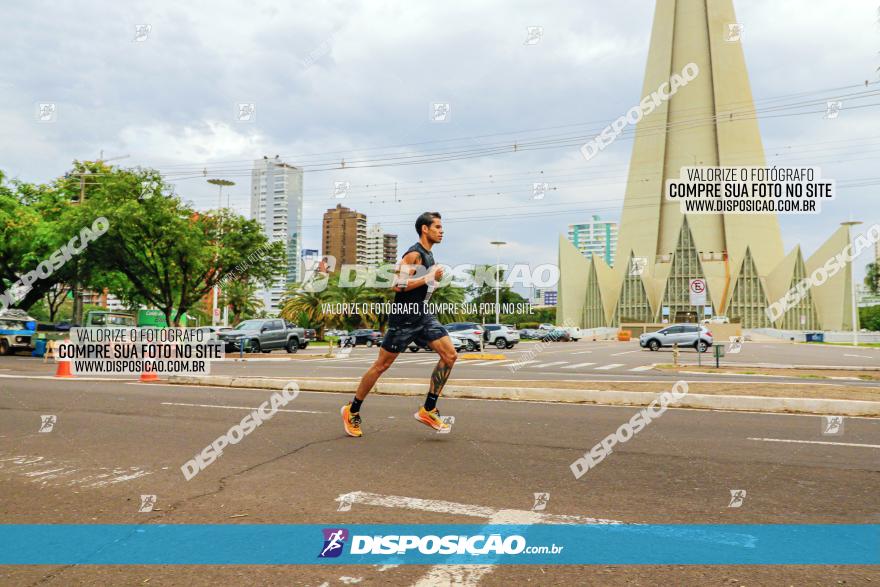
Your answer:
[383,233,398,263]
[250,156,304,314]
[364,224,398,266]
[323,204,367,267]
[567,215,619,267]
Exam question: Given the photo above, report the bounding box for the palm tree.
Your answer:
[281,285,329,334]
[325,279,379,330]
[429,281,467,323]
[222,279,264,325]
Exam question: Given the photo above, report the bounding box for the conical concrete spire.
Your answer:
[614,0,785,313]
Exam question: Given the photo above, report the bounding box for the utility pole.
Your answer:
[207,179,235,326]
[490,241,507,324]
[69,154,128,325]
[841,220,863,346]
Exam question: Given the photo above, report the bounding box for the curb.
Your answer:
[167,375,880,417]
[658,363,880,372]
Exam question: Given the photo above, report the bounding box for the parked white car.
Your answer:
[444,322,484,352]
[702,315,730,324]
[482,324,520,349]
[562,326,582,341]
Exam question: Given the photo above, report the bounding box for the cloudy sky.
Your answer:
[2,0,879,289]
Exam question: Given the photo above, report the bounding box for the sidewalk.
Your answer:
[168,375,880,417]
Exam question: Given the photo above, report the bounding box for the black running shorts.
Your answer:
[381,315,448,353]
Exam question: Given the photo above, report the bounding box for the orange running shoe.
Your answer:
[414,406,450,432]
[341,403,363,437]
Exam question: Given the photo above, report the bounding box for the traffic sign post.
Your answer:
[689,278,707,307]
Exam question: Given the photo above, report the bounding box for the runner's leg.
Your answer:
[425,335,457,406]
[354,348,398,405]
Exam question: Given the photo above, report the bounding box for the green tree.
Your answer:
[858,304,880,332]
[281,285,330,333]
[866,262,879,296]
[222,278,264,325]
[67,165,285,326]
[0,170,85,311]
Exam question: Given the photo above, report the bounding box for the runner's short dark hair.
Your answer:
[416,212,441,236]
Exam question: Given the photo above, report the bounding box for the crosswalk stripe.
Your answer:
[508,359,539,368]
[629,365,655,372]
[595,363,624,370]
[532,361,570,368]
[560,362,596,369]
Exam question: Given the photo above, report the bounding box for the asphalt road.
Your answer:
[6,338,880,387]
[1,376,878,585]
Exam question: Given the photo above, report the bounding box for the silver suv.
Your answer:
[639,324,713,353]
[482,324,520,349]
[443,322,484,351]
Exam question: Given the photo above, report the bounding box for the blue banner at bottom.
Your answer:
[1,524,877,565]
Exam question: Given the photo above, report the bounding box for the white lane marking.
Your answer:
[844,354,873,359]
[336,491,622,587]
[0,452,152,488]
[532,361,570,369]
[0,374,132,381]
[335,491,622,524]
[508,360,539,368]
[88,469,152,487]
[629,365,655,372]
[560,362,596,369]
[23,467,67,478]
[748,437,880,449]
[570,350,594,355]
[222,358,324,362]
[595,363,624,370]
[611,350,640,356]
[161,402,324,414]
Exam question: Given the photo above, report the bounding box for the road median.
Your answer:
[167,375,880,417]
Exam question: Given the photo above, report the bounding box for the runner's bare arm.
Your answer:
[393,251,440,292]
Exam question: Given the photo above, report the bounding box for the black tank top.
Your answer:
[390,242,435,325]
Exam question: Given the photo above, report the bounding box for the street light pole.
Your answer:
[490,241,507,324]
[841,220,862,346]
[208,179,235,327]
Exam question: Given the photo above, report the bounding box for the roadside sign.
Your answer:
[662,306,670,316]
[689,279,707,306]
[800,315,806,325]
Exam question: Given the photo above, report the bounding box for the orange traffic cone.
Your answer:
[140,366,159,382]
[54,342,75,378]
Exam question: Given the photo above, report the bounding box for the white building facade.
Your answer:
[567,215,619,268]
[250,156,304,314]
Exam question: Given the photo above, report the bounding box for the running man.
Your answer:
[341,212,457,437]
